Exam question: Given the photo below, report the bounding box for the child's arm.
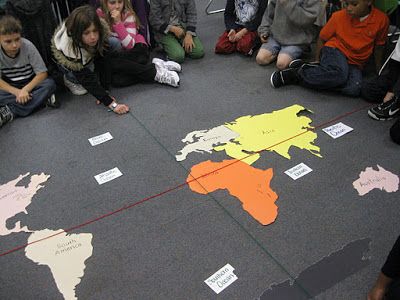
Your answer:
[314,37,324,62]
[224,0,240,31]
[0,79,20,96]
[0,72,47,104]
[257,0,275,41]
[112,13,140,49]
[373,45,385,73]
[16,72,47,104]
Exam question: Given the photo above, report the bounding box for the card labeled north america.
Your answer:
[94,167,123,185]
[204,263,238,294]
[285,163,312,180]
[322,122,353,139]
[88,132,113,146]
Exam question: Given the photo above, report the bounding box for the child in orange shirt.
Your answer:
[270,0,389,97]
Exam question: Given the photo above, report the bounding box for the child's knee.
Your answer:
[167,49,185,63]
[41,78,57,93]
[276,54,292,70]
[256,50,275,65]
[190,44,205,59]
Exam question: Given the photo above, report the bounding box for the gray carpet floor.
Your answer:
[1,1,399,299]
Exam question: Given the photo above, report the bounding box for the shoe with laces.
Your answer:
[154,64,180,87]
[63,75,88,95]
[368,96,400,120]
[46,94,60,108]
[288,59,319,69]
[152,58,182,73]
[270,68,299,88]
[0,105,14,128]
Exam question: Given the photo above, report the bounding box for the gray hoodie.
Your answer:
[258,0,321,46]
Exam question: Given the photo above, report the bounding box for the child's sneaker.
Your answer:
[288,59,319,69]
[152,58,182,73]
[0,105,14,128]
[46,94,60,108]
[270,68,299,88]
[63,75,88,95]
[368,96,400,120]
[154,65,180,87]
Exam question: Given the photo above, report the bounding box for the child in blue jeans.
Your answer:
[270,0,389,98]
[0,15,57,128]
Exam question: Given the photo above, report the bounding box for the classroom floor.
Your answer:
[1,2,399,299]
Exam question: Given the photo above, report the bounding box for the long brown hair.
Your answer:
[65,5,108,56]
[100,0,141,28]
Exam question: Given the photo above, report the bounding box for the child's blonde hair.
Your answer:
[100,0,141,28]
[0,15,22,36]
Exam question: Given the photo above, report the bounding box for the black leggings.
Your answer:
[98,46,156,88]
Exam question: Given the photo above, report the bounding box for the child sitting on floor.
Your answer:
[256,0,321,69]
[214,0,268,56]
[149,0,204,63]
[269,0,389,98]
[0,15,57,128]
[52,5,180,115]
[361,37,400,144]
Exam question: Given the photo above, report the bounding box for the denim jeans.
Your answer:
[298,46,362,97]
[57,61,95,84]
[0,78,56,117]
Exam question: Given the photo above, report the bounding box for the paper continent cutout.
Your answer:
[353,165,399,196]
[176,104,321,165]
[187,159,278,225]
[25,229,93,300]
[0,172,50,236]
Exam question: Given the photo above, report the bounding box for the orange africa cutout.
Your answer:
[187,160,278,225]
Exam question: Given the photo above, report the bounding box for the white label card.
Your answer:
[204,263,238,294]
[88,132,113,146]
[285,163,313,180]
[94,167,123,185]
[322,122,353,139]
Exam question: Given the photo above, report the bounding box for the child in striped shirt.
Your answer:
[97,0,149,64]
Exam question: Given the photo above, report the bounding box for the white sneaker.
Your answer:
[63,75,88,95]
[152,58,182,73]
[154,64,180,87]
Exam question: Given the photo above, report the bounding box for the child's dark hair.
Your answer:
[0,15,22,36]
[66,5,107,56]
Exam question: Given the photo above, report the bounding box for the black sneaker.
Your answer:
[288,59,319,69]
[270,68,299,88]
[368,96,400,120]
[0,105,14,128]
[46,94,60,108]
[288,59,305,69]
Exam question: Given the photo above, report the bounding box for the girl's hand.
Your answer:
[110,10,122,23]
[109,101,130,115]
